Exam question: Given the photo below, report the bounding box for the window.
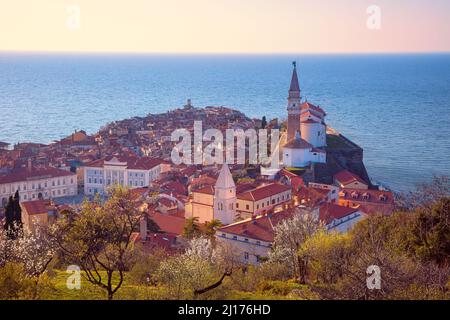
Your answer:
[244,238,249,242]
[221,233,226,238]
[236,203,239,209]
[271,199,275,205]
[244,252,249,260]
[232,235,237,240]
[246,204,249,210]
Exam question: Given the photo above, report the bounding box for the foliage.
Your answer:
[204,219,222,238]
[269,209,324,283]
[0,263,55,300]
[182,216,202,239]
[53,185,143,300]
[407,197,450,265]
[157,237,238,299]
[128,247,167,285]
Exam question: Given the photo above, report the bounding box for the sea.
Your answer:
[0,53,449,191]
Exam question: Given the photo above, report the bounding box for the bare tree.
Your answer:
[53,186,143,300]
[157,237,240,299]
[395,175,449,211]
[269,208,324,283]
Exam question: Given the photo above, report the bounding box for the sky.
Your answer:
[0,0,449,54]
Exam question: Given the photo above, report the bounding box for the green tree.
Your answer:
[205,219,222,238]
[409,197,450,265]
[0,263,54,300]
[53,186,143,300]
[183,217,202,239]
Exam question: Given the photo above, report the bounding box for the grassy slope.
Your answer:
[42,271,307,300]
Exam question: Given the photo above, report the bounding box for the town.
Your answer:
[0,62,394,261]
[0,63,447,301]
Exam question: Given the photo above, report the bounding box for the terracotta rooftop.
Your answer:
[284,137,313,149]
[85,155,164,171]
[148,211,185,236]
[194,185,215,195]
[319,203,360,225]
[237,183,291,201]
[218,209,295,242]
[339,188,394,205]
[21,200,50,215]
[0,167,75,185]
[300,102,326,116]
[334,170,367,186]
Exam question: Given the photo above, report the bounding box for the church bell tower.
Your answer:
[287,61,302,142]
[214,164,236,225]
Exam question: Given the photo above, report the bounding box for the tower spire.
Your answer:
[287,61,302,142]
[289,61,300,94]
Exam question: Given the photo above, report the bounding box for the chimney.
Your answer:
[27,158,32,171]
[140,215,148,242]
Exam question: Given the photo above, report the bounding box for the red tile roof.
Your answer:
[85,156,164,171]
[21,200,49,215]
[0,167,75,184]
[148,212,185,236]
[319,203,359,225]
[158,197,177,208]
[219,209,295,242]
[334,170,367,187]
[237,183,291,202]
[284,138,313,149]
[162,181,187,195]
[301,102,326,116]
[194,185,215,195]
[339,188,393,202]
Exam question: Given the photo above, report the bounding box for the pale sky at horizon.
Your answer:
[1,0,449,54]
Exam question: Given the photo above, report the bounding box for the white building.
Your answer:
[84,155,170,195]
[216,203,364,265]
[284,63,327,168]
[283,132,326,167]
[0,167,78,207]
[213,164,237,225]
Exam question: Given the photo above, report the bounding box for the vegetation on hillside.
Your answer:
[0,178,448,300]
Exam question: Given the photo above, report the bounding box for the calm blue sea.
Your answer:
[0,53,449,191]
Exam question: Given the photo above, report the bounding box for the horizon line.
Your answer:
[1,49,450,56]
